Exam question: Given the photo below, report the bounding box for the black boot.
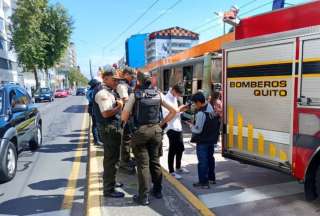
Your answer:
[133,194,150,205]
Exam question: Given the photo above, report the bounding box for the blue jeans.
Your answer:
[196,143,215,184]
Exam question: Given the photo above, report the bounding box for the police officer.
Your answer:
[116,67,137,173]
[121,72,176,205]
[93,66,124,198]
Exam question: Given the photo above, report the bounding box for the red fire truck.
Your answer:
[222,1,320,200]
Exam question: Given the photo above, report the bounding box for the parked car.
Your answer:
[76,87,86,96]
[0,83,42,182]
[34,88,54,103]
[54,89,68,98]
[65,88,72,95]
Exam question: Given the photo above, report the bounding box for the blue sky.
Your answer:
[50,0,308,78]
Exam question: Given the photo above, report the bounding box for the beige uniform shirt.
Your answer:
[117,83,129,99]
[95,88,116,112]
[123,92,171,113]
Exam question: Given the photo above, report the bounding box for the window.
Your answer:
[12,89,30,108]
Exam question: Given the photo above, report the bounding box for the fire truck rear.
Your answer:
[222,1,320,200]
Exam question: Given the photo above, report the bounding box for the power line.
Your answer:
[102,0,160,53]
[198,22,221,33]
[192,0,259,32]
[240,0,273,17]
[239,0,259,9]
[105,0,183,55]
[136,0,183,33]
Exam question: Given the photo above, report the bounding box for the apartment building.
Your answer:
[146,26,199,64]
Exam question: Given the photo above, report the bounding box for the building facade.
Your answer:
[125,33,148,68]
[58,42,77,69]
[0,0,20,83]
[146,26,199,64]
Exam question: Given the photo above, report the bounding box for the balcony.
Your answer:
[3,0,11,9]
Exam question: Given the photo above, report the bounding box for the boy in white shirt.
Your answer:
[162,84,190,179]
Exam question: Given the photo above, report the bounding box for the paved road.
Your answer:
[0,96,88,216]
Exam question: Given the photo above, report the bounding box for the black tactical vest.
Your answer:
[191,104,220,144]
[133,88,161,127]
[92,85,119,124]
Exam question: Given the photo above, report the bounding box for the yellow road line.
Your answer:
[61,112,89,209]
[86,119,103,216]
[162,168,216,216]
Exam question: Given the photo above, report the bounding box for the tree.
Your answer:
[11,0,48,90]
[41,4,73,84]
[68,68,89,87]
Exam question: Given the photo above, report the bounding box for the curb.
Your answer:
[162,168,216,216]
[86,119,103,216]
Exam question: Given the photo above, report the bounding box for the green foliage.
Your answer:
[41,4,73,70]
[11,0,48,71]
[11,0,73,89]
[68,68,89,87]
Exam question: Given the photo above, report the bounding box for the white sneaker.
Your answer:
[176,167,190,174]
[171,172,182,180]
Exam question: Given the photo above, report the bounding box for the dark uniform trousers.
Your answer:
[131,124,163,198]
[120,124,131,164]
[98,123,121,192]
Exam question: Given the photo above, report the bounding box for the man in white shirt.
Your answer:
[162,84,190,179]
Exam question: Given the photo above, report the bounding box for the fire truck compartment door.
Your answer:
[299,36,320,107]
[225,40,295,168]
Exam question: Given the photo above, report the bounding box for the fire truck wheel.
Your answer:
[316,165,320,197]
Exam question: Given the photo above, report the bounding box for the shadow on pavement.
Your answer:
[62,155,88,163]
[37,143,84,153]
[0,195,83,215]
[61,133,88,138]
[63,105,87,113]
[28,178,86,191]
[69,138,88,143]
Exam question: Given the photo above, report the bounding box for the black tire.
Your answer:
[29,124,42,151]
[0,141,17,182]
[316,165,320,197]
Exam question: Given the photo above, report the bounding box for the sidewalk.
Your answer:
[86,131,204,216]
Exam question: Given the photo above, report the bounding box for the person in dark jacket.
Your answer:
[87,79,101,145]
[187,91,220,189]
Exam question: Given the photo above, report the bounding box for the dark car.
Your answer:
[76,87,86,96]
[34,88,54,102]
[0,84,42,182]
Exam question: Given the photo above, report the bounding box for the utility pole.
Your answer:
[89,59,93,79]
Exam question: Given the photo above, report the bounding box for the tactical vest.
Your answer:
[133,88,161,127]
[92,85,119,125]
[191,104,220,144]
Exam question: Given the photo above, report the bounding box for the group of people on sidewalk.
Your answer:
[86,65,222,205]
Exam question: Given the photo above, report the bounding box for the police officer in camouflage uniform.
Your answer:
[116,67,137,173]
[93,66,124,198]
[121,72,176,205]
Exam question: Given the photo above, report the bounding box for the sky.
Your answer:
[49,0,308,78]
